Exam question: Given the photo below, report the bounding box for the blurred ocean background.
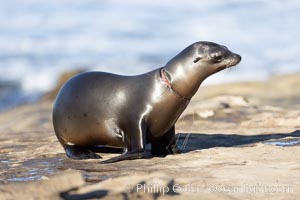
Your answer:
[0,0,299,111]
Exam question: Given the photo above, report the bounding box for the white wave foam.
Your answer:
[0,0,299,96]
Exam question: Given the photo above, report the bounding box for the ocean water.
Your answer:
[0,0,300,110]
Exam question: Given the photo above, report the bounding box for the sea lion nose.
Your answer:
[234,54,242,62]
[234,54,242,63]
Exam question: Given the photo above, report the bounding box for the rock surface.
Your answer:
[0,73,300,199]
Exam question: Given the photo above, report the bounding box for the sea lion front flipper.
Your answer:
[65,145,102,160]
[151,126,181,156]
[100,151,145,163]
[101,120,147,163]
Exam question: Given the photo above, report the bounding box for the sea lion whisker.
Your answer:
[181,133,191,152]
[175,133,181,146]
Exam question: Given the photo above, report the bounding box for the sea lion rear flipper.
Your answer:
[65,145,102,160]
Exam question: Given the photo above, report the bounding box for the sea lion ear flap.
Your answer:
[193,57,202,63]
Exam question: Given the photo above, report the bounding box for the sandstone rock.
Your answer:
[180,95,250,121]
[240,110,300,128]
[211,95,250,107]
[198,110,215,119]
[1,73,300,200]
[63,173,177,200]
[0,171,84,200]
[42,69,86,101]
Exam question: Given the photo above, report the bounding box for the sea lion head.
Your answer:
[164,41,241,97]
[190,41,241,76]
[166,41,241,78]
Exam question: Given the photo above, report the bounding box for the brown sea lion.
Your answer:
[52,41,241,163]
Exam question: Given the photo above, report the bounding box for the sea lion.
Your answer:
[52,41,241,163]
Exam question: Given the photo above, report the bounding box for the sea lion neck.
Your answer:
[160,68,191,102]
[163,59,207,99]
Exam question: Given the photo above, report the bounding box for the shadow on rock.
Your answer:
[61,190,108,200]
[176,130,300,153]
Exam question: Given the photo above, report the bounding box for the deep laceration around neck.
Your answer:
[160,68,191,102]
[163,62,204,99]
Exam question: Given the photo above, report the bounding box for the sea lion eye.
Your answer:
[212,54,224,63]
[193,57,202,63]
